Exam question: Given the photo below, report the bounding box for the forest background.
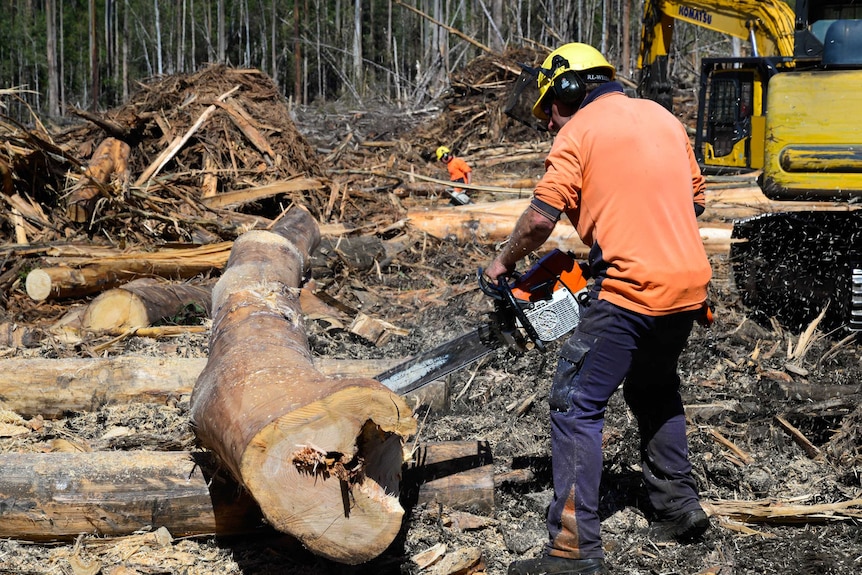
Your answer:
[1,0,745,125]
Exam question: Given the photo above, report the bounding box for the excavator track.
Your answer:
[730,211,862,332]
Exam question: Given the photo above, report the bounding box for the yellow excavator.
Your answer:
[638,0,862,332]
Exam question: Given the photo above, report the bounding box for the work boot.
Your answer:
[648,508,710,542]
[507,555,608,575]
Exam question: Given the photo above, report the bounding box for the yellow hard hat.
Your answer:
[533,43,615,121]
[436,146,451,161]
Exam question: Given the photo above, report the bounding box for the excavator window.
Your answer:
[705,72,754,158]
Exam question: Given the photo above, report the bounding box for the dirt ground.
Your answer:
[1,57,861,575]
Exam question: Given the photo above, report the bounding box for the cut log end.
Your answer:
[25,269,53,301]
[82,289,149,332]
[240,383,417,564]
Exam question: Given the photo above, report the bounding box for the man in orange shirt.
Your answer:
[485,43,712,575]
[436,145,472,205]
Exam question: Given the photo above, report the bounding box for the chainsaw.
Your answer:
[375,249,590,395]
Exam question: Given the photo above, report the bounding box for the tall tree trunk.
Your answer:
[271,0,278,86]
[353,0,362,97]
[122,0,129,101]
[294,1,301,103]
[191,0,197,70]
[490,0,505,52]
[46,0,59,117]
[622,0,631,78]
[60,1,66,112]
[89,0,100,111]
[217,0,225,63]
[105,0,115,96]
[177,0,187,74]
[243,0,251,66]
[154,0,163,74]
[601,0,608,55]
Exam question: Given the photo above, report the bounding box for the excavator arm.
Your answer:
[638,0,795,109]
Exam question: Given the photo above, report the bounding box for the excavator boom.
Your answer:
[638,0,795,109]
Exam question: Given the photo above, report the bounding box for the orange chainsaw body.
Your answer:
[510,249,588,302]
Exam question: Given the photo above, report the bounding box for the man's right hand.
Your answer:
[483,257,515,284]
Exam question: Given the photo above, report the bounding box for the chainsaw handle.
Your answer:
[477,267,506,299]
[477,268,546,353]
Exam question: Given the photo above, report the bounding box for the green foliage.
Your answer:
[155,302,208,327]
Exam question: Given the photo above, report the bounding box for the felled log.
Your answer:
[189,206,417,564]
[407,203,585,256]
[0,356,411,419]
[407,200,737,255]
[0,450,263,541]
[24,242,232,301]
[0,441,489,542]
[200,177,325,210]
[79,278,214,333]
[404,441,496,515]
[67,137,131,223]
[705,186,854,221]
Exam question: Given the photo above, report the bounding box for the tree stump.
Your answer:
[189,206,417,564]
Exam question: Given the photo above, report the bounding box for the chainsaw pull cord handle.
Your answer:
[477,268,546,353]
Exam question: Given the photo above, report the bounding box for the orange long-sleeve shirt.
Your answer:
[532,87,711,316]
[446,156,471,188]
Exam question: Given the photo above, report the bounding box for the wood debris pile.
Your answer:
[416,46,544,154]
[1,65,327,250]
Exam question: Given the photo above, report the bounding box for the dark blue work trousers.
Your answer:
[545,298,701,559]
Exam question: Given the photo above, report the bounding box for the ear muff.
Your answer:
[552,70,586,107]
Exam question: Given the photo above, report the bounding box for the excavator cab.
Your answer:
[695,57,783,172]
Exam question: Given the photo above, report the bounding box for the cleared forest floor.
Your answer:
[1,54,860,574]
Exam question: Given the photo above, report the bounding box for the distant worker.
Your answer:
[485,42,712,575]
[436,145,472,205]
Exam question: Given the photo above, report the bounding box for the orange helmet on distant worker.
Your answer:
[533,43,615,121]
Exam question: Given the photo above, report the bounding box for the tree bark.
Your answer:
[189,206,417,564]
[89,0,100,111]
[0,451,263,541]
[406,199,774,256]
[0,356,431,420]
[407,202,587,255]
[0,441,488,542]
[46,0,59,117]
[24,242,232,301]
[404,441,496,515]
